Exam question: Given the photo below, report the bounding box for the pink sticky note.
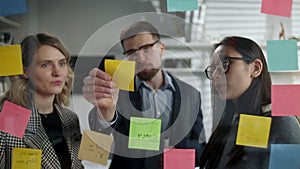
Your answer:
[261,0,293,17]
[272,84,300,116]
[164,149,195,169]
[0,101,31,138]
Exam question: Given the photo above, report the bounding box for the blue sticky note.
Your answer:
[0,0,27,16]
[268,144,300,169]
[167,0,198,12]
[267,40,298,72]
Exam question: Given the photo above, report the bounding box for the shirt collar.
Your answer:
[135,69,175,91]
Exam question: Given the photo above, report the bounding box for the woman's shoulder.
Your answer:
[271,116,299,128]
[270,116,300,143]
[54,104,78,118]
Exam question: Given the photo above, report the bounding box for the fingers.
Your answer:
[83,77,115,95]
[82,68,117,102]
[89,68,111,80]
[82,68,118,121]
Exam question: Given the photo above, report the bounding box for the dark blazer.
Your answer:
[215,116,300,169]
[89,73,206,169]
[0,103,84,169]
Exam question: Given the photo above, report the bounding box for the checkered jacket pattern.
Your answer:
[0,102,84,169]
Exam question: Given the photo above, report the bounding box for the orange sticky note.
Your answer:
[78,130,113,165]
[272,84,300,116]
[0,100,31,138]
[261,0,293,17]
[164,149,195,169]
[236,114,272,148]
[104,59,135,92]
[12,147,42,169]
[0,44,23,76]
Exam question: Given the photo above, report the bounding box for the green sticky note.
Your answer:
[267,40,298,72]
[167,0,198,12]
[128,117,161,151]
[236,114,272,148]
[0,45,23,76]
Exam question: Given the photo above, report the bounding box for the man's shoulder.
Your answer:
[167,72,199,91]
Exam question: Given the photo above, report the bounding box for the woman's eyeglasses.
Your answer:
[205,55,252,80]
[123,40,160,59]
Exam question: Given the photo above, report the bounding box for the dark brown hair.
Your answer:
[120,21,160,50]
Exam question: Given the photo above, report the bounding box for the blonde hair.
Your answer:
[1,32,73,107]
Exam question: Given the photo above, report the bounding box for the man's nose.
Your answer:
[135,50,147,62]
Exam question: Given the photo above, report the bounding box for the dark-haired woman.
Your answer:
[200,36,300,169]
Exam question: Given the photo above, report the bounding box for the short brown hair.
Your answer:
[120,21,160,49]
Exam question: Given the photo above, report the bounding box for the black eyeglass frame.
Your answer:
[122,40,160,56]
[205,55,253,80]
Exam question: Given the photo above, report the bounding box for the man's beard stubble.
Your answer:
[137,68,160,81]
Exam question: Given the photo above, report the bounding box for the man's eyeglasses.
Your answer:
[123,40,160,59]
[205,55,252,80]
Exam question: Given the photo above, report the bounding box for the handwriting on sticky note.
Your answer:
[0,101,31,138]
[128,117,161,151]
[104,59,135,91]
[266,40,298,72]
[236,114,271,148]
[0,45,23,76]
[164,149,195,169]
[272,84,300,116]
[78,130,113,165]
[12,148,42,169]
[261,0,293,17]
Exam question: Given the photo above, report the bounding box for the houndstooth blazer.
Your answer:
[0,102,84,169]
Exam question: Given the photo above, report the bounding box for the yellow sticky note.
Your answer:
[12,147,42,169]
[128,117,161,151]
[236,114,272,148]
[104,59,135,92]
[0,45,23,76]
[78,130,113,165]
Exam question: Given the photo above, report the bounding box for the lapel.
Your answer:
[166,74,184,145]
[130,76,142,111]
[113,75,142,115]
[23,102,61,168]
[129,89,142,112]
[168,73,181,125]
[54,104,81,163]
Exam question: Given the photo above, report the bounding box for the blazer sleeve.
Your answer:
[88,106,118,135]
[269,116,300,144]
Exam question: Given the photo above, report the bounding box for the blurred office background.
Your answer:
[1,2,300,168]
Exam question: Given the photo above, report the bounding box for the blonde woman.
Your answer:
[0,32,83,169]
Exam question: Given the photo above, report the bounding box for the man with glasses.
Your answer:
[83,21,206,169]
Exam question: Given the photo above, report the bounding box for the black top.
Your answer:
[40,108,72,168]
